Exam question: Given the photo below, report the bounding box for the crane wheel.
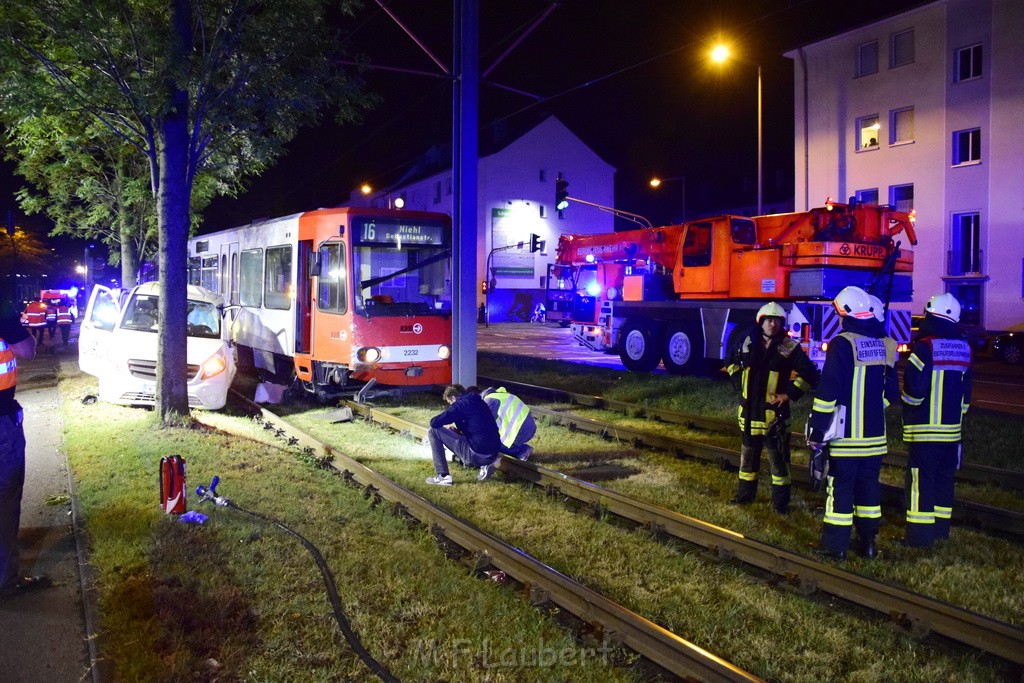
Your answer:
[662,323,702,375]
[618,319,662,372]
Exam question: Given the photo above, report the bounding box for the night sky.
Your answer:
[3,0,930,246]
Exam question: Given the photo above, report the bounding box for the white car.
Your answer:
[79,281,237,410]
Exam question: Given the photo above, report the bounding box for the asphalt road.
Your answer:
[478,322,1024,416]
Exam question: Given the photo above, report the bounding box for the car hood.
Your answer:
[111,329,229,364]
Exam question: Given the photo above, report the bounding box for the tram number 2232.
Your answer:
[404,349,419,357]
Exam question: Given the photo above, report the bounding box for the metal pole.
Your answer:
[757,64,763,216]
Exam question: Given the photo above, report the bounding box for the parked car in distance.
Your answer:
[992,326,1024,365]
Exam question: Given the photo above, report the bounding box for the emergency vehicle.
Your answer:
[79,281,237,410]
[548,200,918,374]
[187,206,453,400]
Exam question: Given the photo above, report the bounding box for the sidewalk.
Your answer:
[0,337,94,681]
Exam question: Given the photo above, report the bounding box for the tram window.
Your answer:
[188,257,201,286]
[201,256,218,291]
[264,245,293,310]
[316,242,347,313]
[239,248,263,307]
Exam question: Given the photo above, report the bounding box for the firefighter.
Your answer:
[43,299,58,341]
[19,300,47,345]
[55,297,74,346]
[726,302,819,514]
[900,293,972,548]
[807,286,900,560]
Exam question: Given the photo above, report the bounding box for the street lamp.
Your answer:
[649,175,686,222]
[710,43,762,216]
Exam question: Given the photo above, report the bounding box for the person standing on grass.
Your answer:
[425,384,502,486]
[900,293,972,548]
[807,286,900,561]
[725,302,818,514]
[481,386,536,461]
[0,285,51,598]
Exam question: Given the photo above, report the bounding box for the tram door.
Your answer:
[220,242,239,304]
[296,240,313,354]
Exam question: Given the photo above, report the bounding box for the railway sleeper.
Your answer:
[889,610,932,639]
[644,521,668,542]
[769,570,818,596]
[429,523,467,561]
[704,544,736,562]
[389,501,419,530]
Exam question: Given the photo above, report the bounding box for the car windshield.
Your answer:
[120,294,221,338]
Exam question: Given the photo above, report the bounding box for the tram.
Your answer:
[188,207,453,399]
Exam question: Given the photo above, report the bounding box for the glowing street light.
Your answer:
[360,183,373,195]
[710,41,762,215]
[649,175,686,221]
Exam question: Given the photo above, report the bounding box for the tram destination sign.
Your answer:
[354,217,447,247]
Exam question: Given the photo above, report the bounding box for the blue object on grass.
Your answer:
[179,510,208,524]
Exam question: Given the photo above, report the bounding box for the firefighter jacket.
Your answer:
[21,301,47,328]
[901,317,972,443]
[56,304,73,325]
[45,305,57,323]
[727,332,819,436]
[483,386,535,448]
[0,337,16,393]
[807,318,900,457]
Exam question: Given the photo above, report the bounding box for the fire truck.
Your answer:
[548,200,918,373]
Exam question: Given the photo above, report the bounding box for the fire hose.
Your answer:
[195,477,400,683]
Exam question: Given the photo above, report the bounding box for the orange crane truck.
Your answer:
[547,200,918,374]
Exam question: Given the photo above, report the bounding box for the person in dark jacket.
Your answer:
[425,384,503,485]
[807,286,900,560]
[901,293,972,548]
[726,302,819,513]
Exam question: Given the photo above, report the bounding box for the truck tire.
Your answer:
[619,319,662,372]
[662,322,703,375]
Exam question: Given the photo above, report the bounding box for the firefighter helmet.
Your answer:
[867,294,885,322]
[925,292,961,323]
[756,301,787,325]
[833,286,875,319]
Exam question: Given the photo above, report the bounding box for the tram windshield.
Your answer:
[352,216,452,316]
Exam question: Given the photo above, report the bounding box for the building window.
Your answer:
[890,184,914,212]
[891,107,914,144]
[950,212,982,275]
[539,204,547,219]
[948,283,982,326]
[856,40,878,77]
[955,44,982,82]
[856,188,879,205]
[953,128,981,165]
[857,115,880,150]
[891,29,914,68]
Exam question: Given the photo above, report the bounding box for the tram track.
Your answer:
[211,391,761,682]
[335,399,1024,668]
[478,375,1024,493]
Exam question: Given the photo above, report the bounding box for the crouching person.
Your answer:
[425,384,502,486]
[481,386,536,461]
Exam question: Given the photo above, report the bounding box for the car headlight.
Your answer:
[357,347,382,363]
[201,353,227,380]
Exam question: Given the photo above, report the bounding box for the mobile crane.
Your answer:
[547,199,918,374]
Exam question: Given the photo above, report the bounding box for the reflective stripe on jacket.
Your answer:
[0,338,17,392]
[727,334,819,436]
[489,387,531,448]
[902,337,971,442]
[56,306,73,324]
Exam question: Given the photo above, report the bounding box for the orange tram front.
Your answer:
[189,207,453,400]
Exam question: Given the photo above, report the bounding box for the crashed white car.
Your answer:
[79,281,236,410]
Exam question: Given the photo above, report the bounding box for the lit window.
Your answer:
[856,188,879,205]
[950,212,982,275]
[856,41,878,77]
[953,128,981,165]
[889,184,914,212]
[891,107,914,144]
[857,115,880,150]
[955,44,982,82]
[891,29,914,68]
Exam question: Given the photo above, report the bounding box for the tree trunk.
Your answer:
[119,210,138,289]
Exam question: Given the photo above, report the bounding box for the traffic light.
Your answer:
[529,233,542,253]
[555,178,569,211]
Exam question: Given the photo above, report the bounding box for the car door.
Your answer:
[78,285,118,377]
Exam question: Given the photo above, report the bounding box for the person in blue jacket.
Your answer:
[425,384,502,486]
[807,286,900,560]
[901,293,972,548]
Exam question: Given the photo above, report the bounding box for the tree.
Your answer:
[0,0,372,422]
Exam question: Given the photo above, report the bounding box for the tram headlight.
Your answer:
[200,352,227,379]
[606,286,619,301]
[437,344,451,360]
[357,346,382,363]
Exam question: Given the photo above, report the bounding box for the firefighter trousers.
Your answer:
[821,455,883,555]
[904,441,959,547]
[735,433,791,510]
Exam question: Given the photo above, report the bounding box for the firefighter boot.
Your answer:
[771,484,791,515]
[729,477,758,505]
[854,533,878,560]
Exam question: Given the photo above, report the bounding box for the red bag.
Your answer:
[159,455,188,514]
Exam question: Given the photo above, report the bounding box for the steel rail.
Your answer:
[478,375,1024,493]
[339,400,1024,666]
[214,395,761,682]
[524,403,1024,540]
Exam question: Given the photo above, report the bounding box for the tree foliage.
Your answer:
[0,0,373,421]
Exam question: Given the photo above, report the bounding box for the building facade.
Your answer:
[786,0,1024,330]
[350,116,615,322]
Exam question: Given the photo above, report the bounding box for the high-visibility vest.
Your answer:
[0,337,17,392]
[21,302,46,327]
[45,307,57,322]
[489,387,530,448]
[56,305,73,325]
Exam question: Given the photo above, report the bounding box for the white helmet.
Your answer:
[756,301,787,324]
[833,286,875,319]
[867,294,885,322]
[925,292,961,323]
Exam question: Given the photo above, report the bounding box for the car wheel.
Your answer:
[1001,342,1023,365]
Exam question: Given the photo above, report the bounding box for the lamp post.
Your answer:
[649,175,686,222]
[710,43,762,216]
